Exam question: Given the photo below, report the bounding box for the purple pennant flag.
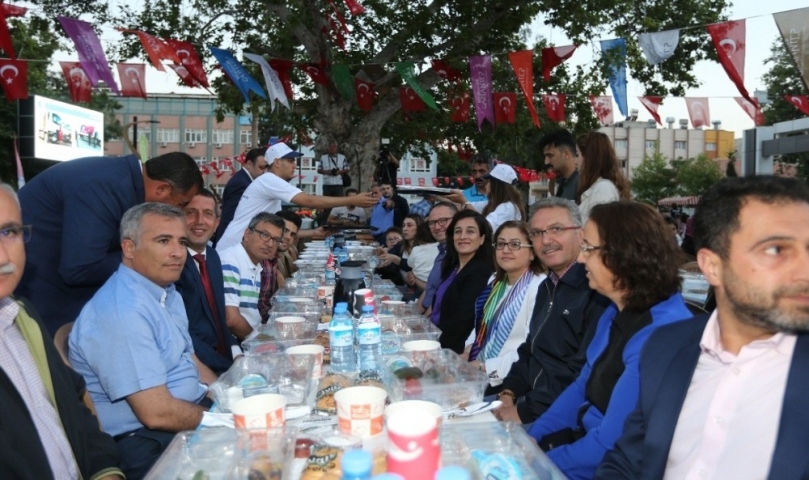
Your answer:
[469,55,494,131]
[57,16,120,95]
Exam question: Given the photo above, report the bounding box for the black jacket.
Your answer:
[500,263,609,423]
[214,168,251,246]
[437,257,494,353]
[0,298,121,480]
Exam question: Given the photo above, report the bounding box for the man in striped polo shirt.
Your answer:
[219,212,286,341]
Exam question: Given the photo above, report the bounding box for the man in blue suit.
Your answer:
[16,152,203,335]
[596,176,809,480]
[213,148,267,246]
[175,188,238,375]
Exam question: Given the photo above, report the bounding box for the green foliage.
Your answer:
[676,154,723,196]
[631,152,723,204]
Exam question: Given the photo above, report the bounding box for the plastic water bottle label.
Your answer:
[358,325,381,345]
[330,325,353,347]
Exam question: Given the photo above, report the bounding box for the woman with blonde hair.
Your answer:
[576,132,631,223]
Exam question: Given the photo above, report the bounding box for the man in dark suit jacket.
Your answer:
[597,176,809,480]
[15,152,203,335]
[214,148,268,246]
[176,188,237,374]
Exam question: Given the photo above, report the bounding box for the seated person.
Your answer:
[327,188,367,226]
[69,203,217,478]
[274,210,302,281]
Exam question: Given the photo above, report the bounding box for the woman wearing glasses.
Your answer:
[432,210,494,353]
[525,201,691,479]
[576,132,631,223]
[465,221,546,391]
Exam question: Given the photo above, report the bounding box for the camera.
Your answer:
[331,168,338,175]
[378,147,390,163]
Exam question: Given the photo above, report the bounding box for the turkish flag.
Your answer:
[165,39,210,88]
[168,64,200,88]
[542,94,566,123]
[508,50,540,128]
[588,96,614,126]
[400,87,425,112]
[784,95,809,116]
[639,96,663,125]
[326,0,350,35]
[493,92,517,124]
[0,59,27,101]
[706,20,752,103]
[430,59,462,82]
[0,3,26,61]
[354,78,374,111]
[324,15,346,51]
[541,45,577,81]
[735,97,765,126]
[60,62,93,103]
[117,63,147,99]
[298,63,330,86]
[119,30,182,72]
[684,97,711,128]
[344,0,365,15]
[269,59,294,99]
[449,92,470,123]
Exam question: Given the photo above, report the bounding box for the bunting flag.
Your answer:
[399,87,425,112]
[326,0,350,36]
[600,38,628,117]
[0,3,27,60]
[508,50,540,128]
[243,53,290,111]
[638,96,663,125]
[116,63,147,99]
[588,95,614,126]
[542,94,566,123]
[324,14,346,51]
[638,30,680,65]
[449,91,470,123]
[684,97,711,128]
[493,92,516,124]
[57,16,120,95]
[734,97,765,125]
[119,29,182,72]
[354,78,374,111]
[430,59,462,82]
[168,64,200,88]
[331,64,355,100]
[469,55,494,130]
[268,59,294,100]
[209,47,267,103]
[785,94,809,116]
[706,20,752,103]
[344,0,365,15]
[165,39,210,88]
[13,136,24,187]
[773,8,809,90]
[0,59,27,101]
[298,63,330,86]
[541,45,577,81]
[138,132,149,160]
[394,62,438,110]
[59,61,93,103]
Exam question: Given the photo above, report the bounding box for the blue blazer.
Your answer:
[16,155,144,335]
[174,247,236,374]
[596,315,809,479]
[214,168,251,245]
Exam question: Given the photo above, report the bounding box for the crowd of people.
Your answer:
[1,131,808,480]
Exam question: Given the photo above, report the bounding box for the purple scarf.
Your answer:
[430,267,458,326]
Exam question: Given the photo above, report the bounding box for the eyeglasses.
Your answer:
[250,227,282,244]
[0,225,32,245]
[580,244,603,256]
[494,240,532,251]
[529,225,580,239]
[427,217,453,228]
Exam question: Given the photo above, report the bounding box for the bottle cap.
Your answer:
[341,449,373,476]
[362,305,374,313]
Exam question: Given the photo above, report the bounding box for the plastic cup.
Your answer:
[401,340,441,352]
[386,409,440,480]
[380,300,406,315]
[232,393,287,429]
[286,344,325,379]
[385,400,443,426]
[275,316,306,336]
[334,386,388,438]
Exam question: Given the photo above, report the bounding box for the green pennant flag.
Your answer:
[138,134,149,162]
[395,62,439,110]
[331,64,355,100]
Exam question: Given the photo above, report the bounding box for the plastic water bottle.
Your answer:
[357,305,382,371]
[341,449,373,480]
[330,302,356,372]
[337,246,350,264]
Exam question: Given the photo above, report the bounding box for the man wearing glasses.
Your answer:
[494,197,608,424]
[418,203,458,314]
[219,212,286,340]
[463,155,490,203]
[214,148,269,246]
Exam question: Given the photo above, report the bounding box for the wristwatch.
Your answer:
[497,389,516,402]
[463,202,472,210]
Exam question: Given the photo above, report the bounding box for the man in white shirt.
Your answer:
[327,188,367,226]
[318,142,348,198]
[217,142,376,251]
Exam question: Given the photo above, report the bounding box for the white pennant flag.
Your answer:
[243,53,290,111]
[638,29,680,65]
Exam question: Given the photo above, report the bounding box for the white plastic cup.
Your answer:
[385,400,443,426]
[401,340,441,352]
[286,344,325,379]
[334,386,388,438]
[275,315,306,336]
[232,393,287,429]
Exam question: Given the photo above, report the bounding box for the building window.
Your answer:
[156,128,180,144]
[194,157,207,168]
[675,140,686,150]
[240,130,252,147]
[621,160,627,168]
[300,157,315,170]
[212,130,234,145]
[410,158,429,172]
[185,129,207,144]
[706,142,717,151]
[614,139,628,149]
[645,140,657,150]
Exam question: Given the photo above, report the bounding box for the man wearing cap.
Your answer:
[216,143,377,252]
[445,163,524,232]
[214,148,269,246]
[462,155,490,203]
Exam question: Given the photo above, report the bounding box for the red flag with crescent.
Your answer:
[735,97,765,125]
[298,63,330,86]
[449,91,470,123]
[354,78,374,111]
[0,58,27,101]
[117,29,181,72]
[60,61,93,103]
[400,87,425,112]
[344,0,365,15]
[165,39,210,88]
[542,94,566,123]
[493,92,516,124]
[508,50,540,128]
[639,96,663,125]
[588,96,614,126]
[684,97,711,128]
[269,59,294,99]
[541,45,577,81]
[116,63,147,99]
[0,3,27,60]
[430,59,462,82]
[706,20,752,103]
[784,95,809,116]
[168,64,200,88]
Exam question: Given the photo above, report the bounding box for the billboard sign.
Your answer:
[33,95,104,161]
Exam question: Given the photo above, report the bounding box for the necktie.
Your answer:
[193,253,227,355]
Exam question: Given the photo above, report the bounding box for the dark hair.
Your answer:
[415,220,434,245]
[378,180,395,188]
[195,187,216,201]
[588,202,681,311]
[345,188,359,195]
[576,131,631,203]
[429,202,458,217]
[442,210,494,278]
[385,227,403,239]
[539,129,577,156]
[679,213,689,223]
[401,214,425,255]
[470,154,491,168]
[245,148,266,165]
[492,221,543,283]
[144,152,204,193]
[482,176,526,221]
[274,209,303,230]
[663,216,677,226]
[694,176,809,259]
[247,212,286,232]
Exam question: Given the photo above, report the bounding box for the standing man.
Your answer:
[540,130,579,201]
[176,188,238,375]
[374,146,400,186]
[370,182,409,244]
[463,156,490,202]
[214,148,268,245]
[0,184,123,480]
[69,203,216,478]
[597,176,809,479]
[419,203,458,314]
[494,197,608,424]
[317,141,349,198]
[217,143,376,251]
[16,152,203,335]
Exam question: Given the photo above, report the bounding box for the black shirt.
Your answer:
[555,170,579,201]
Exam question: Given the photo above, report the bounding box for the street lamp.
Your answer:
[123,116,161,160]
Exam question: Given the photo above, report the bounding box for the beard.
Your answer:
[722,264,809,332]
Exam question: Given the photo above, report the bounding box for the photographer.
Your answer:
[374,146,400,186]
[318,141,349,197]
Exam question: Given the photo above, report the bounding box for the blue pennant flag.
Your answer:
[209,47,267,103]
[600,38,628,118]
